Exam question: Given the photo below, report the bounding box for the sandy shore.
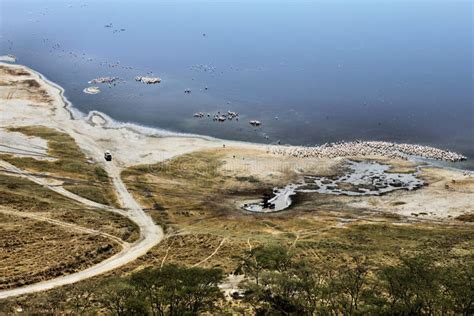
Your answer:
[0,61,468,169]
[0,62,244,167]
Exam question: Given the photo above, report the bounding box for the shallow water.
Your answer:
[301,161,423,196]
[1,0,472,168]
[243,160,424,213]
[243,184,299,213]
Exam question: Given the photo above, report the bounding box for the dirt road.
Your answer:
[0,158,163,299]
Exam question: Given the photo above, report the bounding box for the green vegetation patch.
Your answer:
[295,223,474,266]
[0,264,226,315]
[237,244,474,315]
[0,173,80,212]
[122,150,265,215]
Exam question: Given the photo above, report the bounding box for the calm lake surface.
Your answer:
[1,0,472,168]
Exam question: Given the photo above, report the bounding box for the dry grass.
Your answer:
[0,66,53,103]
[0,126,118,206]
[0,149,472,313]
[0,172,139,291]
[0,212,118,290]
[0,126,141,295]
[122,150,474,272]
[0,65,30,76]
[456,213,474,222]
[0,173,139,242]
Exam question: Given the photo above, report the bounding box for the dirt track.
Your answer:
[0,207,128,247]
[0,157,163,299]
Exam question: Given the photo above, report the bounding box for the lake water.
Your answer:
[1,0,472,168]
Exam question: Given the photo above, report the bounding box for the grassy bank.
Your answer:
[1,126,118,206]
[0,173,139,242]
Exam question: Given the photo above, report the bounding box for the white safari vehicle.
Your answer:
[104,150,112,161]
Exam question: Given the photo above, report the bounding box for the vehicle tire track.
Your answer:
[192,237,227,267]
[0,207,128,248]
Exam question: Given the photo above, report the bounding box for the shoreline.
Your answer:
[0,61,469,168]
[21,62,214,140]
[0,61,220,143]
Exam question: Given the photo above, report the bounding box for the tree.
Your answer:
[378,253,443,315]
[440,261,474,315]
[67,282,97,314]
[130,264,224,316]
[129,268,164,316]
[98,278,146,316]
[240,246,380,316]
[237,244,293,285]
[239,245,330,315]
[323,256,376,316]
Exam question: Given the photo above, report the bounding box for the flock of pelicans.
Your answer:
[134,76,162,84]
[269,141,467,162]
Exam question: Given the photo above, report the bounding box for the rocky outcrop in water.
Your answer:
[135,76,161,84]
[249,120,261,126]
[83,86,101,94]
[88,77,119,84]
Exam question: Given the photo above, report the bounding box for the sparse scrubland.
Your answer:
[1,147,472,315]
[121,150,474,269]
[0,211,117,291]
[76,149,472,315]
